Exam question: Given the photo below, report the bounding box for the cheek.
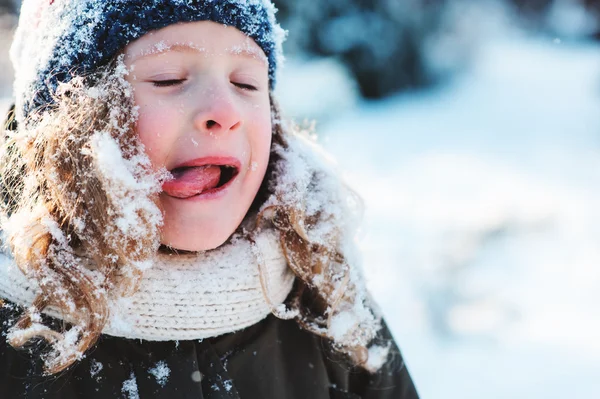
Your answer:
[248,116,272,195]
[135,103,178,167]
[250,107,273,163]
[249,130,271,187]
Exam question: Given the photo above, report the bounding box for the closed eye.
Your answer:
[151,79,186,87]
[232,82,258,91]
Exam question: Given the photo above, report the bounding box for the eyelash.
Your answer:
[152,79,186,87]
[232,82,258,91]
[150,79,258,91]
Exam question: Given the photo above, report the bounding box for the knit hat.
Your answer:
[10,0,286,124]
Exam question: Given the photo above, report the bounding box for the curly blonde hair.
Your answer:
[1,61,382,375]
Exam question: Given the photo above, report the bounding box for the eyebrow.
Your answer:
[130,42,268,65]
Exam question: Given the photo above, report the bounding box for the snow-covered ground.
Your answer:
[2,11,600,399]
[284,35,600,399]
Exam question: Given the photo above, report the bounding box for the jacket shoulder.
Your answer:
[319,319,420,399]
[217,315,420,399]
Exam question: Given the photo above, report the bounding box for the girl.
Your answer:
[0,1,419,398]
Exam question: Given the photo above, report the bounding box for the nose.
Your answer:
[192,86,242,136]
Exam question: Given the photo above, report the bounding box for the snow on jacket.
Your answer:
[0,300,419,399]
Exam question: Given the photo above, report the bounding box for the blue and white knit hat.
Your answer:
[10,0,286,124]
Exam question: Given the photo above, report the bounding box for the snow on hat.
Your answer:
[10,0,286,124]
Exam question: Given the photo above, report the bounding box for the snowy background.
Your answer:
[1,0,599,398]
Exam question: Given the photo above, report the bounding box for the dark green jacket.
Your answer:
[0,300,419,399]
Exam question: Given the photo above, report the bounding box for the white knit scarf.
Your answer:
[0,228,295,341]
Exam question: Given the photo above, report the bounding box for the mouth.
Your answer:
[170,164,238,187]
[163,157,241,199]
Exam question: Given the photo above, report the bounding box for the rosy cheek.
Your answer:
[135,105,172,168]
[257,116,272,153]
[252,123,272,175]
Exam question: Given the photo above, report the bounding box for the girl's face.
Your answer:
[124,21,272,251]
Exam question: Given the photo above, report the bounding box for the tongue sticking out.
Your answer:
[163,166,222,198]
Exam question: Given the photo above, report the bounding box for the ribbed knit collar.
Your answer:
[0,228,294,341]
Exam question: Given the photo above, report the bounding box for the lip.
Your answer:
[164,156,242,200]
[171,156,242,170]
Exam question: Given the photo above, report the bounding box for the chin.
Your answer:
[158,193,257,252]
[159,225,235,252]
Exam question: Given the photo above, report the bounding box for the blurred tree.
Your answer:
[507,0,599,37]
[272,0,450,99]
[0,0,16,14]
[273,0,600,99]
[583,0,600,39]
[510,0,552,16]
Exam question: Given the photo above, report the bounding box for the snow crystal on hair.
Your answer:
[0,57,163,374]
[258,126,388,372]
